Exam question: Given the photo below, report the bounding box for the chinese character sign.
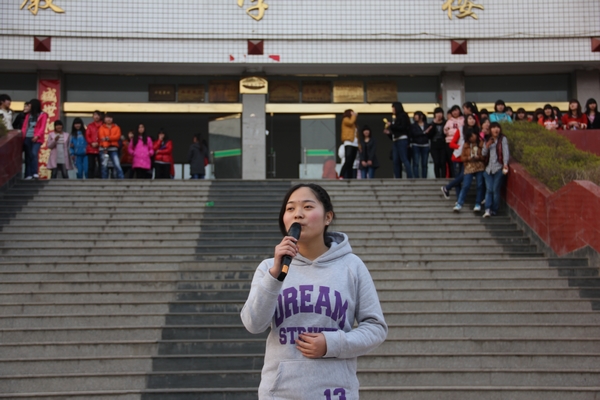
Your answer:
[20,0,65,16]
[237,0,268,21]
[442,0,484,20]
[37,79,61,179]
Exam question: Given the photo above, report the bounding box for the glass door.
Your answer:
[209,114,242,179]
[299,115,337,179]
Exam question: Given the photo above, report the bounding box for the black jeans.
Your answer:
[133,168,151,179]
[87,154,101,179]
[343,145,358,179]
[51,164,69,179]
[155,163,171,179]
[430,145,446,179]
[444,144,455,178]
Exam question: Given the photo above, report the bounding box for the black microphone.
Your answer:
[277,222,301,282]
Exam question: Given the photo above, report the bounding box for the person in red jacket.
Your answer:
[85,110,103,179]
[153,129,174,179]
[561,99,588,130]
[98,113,124,179]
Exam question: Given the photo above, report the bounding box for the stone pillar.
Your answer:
[241,94,266,179]
[440,72,465,112]
[574,70,600,103]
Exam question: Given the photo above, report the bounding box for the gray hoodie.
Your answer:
[241,232,388,400]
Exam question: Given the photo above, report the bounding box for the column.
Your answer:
[574,70,600,103]
[440,72,465,112]
[241,94,266,180]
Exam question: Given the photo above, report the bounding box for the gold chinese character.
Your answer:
[442,0,484,20]
[20,0,65,16]
[238,0,268,21]
[42,104,57,119]
[40,88,58,104]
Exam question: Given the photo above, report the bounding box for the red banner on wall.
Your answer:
[37,79,61,179]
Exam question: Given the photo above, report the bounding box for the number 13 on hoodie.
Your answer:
[324,388,346,400]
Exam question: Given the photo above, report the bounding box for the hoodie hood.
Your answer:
[293,231,352,267]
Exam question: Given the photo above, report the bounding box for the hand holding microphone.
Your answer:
[272,222,301,282]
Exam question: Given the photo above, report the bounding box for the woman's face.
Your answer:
[544,108,553,116]
[491,126,501,138]
[138,124,145,134]
[496,104,505,113]
[23,104,31,113]
[74,123,82,130]
[589,102,597,111]
[482,120,490,131]
[463,106,470,115]
[517,112,526,119]
[469,134,478,143]
[128,132,134,139]
[467,115,476,126]
[363,130,371,138]
[451,109,460,118]
[570,102,578,111]
[158,133,165,141]
[282,187,331,245]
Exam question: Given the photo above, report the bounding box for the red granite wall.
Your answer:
[0,131,22,189]
[557,129,600,156]
[506,163,600,256]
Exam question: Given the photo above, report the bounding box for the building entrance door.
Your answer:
[209,114,242,179]
[299,115,337,179]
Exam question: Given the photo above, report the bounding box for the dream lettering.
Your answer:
[274,285,349,329]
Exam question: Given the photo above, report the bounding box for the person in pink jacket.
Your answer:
[443,105,464,179]
[47,120,73,179]
[21,99,48,179]
[128,123,154,179]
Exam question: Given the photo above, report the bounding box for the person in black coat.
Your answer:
[410,111,432,179]
[188,134,208,179]
[359,125,379,179]
[585,98,600,130]
[384,102,413,178]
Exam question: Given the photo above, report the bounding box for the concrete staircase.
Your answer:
[0,179,599,399]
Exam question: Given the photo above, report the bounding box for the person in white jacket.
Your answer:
[241,183,388,400]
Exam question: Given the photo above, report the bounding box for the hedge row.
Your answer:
[502,122,600,191]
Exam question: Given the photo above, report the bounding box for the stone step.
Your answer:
[0,230,528,241]
[382,311,600,325]
[356,369,600,387]
[0,257,583,270]
[0,340,161,359]
[0,277,579,292]
[0,243,539,256]
[0,237,535,249]
[3,324,600,344]
[379,299,594,312]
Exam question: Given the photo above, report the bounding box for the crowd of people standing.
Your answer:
[0,96,211,180]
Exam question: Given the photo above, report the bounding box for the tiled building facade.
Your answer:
[1,0,599,179]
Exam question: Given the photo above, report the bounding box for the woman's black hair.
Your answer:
[463,101,479,115]
[494,100,506,113]
[541,104,554,121]
[490,122,503,133]
[360,125,372,140]
[29,98,41,119]
[133,123,148,148]
[71,117,85,134]
[449,105,462,116]
[433,107,444,116]
[480,108,489,116]
[568,99,582,118]
[413,111,426,122]
[158,128,169,142]
[278,183,335,241]
[392,102,405,114]
[585,98,597,115]
[464,129,478,144]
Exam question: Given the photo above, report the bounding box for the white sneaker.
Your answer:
[453,204,462,212]
[33,174,39,179]
[483,209,491,218]
[441,186,450,199]
[473,204,481,212]
[24,176,33,180]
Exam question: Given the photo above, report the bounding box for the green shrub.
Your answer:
[0,118,7,139]
[502,122,600,191]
